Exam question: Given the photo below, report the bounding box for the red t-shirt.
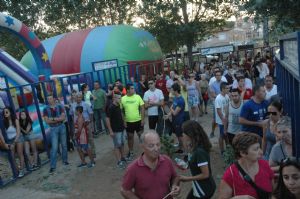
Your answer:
[122,154,177,199]
[156,79,168,96]
[238,88,253,100]
[222,160,274,198]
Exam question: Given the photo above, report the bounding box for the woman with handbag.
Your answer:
[218,132,274,199]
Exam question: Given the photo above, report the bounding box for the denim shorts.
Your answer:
[22,133,36,142]
[218,124,225,138]
[79,144,89,151]
[188,95,199,107]
[112,131,124,148]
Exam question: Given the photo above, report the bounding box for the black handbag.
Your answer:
[235,162,271,199]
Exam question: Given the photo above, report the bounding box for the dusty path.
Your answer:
[0,111,225,199]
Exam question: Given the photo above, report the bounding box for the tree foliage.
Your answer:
[0,0,137,59]
[139,0,233,66]
[239,0,300,42]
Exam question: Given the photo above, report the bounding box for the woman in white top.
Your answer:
[0,107,24,177]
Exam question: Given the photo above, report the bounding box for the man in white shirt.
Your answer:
[143,79,164,130]
[215,82,230,155]
[264,75,277,101]
[166,70,175,92]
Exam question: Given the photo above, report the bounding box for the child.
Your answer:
[75,106,95,168]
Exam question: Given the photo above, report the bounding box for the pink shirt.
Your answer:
[122,154,177,199]
[222,159,274,198]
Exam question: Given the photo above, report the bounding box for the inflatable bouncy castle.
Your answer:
[21,25,163,76]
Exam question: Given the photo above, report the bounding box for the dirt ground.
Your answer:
[0,111,225,199]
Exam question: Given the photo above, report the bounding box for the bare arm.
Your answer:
[140,104,145,122]
[180,165,210,182]
[120,188,140,199]
[171,106,182,116]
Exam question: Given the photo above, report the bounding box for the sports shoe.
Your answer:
[175,149,184,154]
[87,162,95,168]
[117,161,126,169]
[209,132,215,138]
[49,168,55,174]
[77,163,87,168]
[18,170,24,178]
[63,162,70,166]
[125,152,134,161]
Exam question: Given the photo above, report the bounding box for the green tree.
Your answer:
[139,0,233,67]
[239,0,300,43]
[0,0,137,58]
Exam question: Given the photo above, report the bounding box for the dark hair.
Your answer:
[81,83,88,91]
[171,83,181,94]
[19,110,33,132]
[76,106,83,113]
[3,107,17,130]
[253,84,264,95]
[94,80,100,85]
[182,120,212,152]
[273,157,300,199]
[265,75,273,80]
[231,88,241,94]
[220,82,228,91]
[126,83,133,91]
[115,79,122,83]
[232,132,260,159]
[269,100,283,112]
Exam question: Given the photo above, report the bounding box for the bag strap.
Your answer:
[229,165,236,196]
[235,162,268,194]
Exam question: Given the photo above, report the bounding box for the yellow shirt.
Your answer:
[121,94,145,122]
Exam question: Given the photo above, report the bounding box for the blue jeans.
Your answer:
[50,124,68,169]
[94,108,107,132]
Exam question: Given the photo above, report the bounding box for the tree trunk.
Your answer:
[187,42,193,69]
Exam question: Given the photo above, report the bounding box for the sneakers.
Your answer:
[117,161,126,169]
[49,168,55,174]
[87,161,95,168]
[175,149,184,154]
[125,152,134,162]
[77,163,88,168]
[18,170,24,178]
[63,162,70,166]
[209,132,215,138]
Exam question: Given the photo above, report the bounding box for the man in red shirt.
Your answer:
[155,73,169,101]
[121,130,180,199]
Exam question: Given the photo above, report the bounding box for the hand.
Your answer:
[141,120,145,126]
[179,175,190,182]
[109,131,114,138]
[222,117,227,125]
[232,195,256,199]
[259,119,269,128]
[171,185,180,196]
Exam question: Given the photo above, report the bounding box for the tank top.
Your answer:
[227,101,243,134]
[187,81,199,98]
[75,118,88,145]
[6,125,17,139]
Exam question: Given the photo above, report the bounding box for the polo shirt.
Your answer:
[122,154,177,199]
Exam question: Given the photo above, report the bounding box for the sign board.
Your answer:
[200,45,234,55]
[92,59,118,71]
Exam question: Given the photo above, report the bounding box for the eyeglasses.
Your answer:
[148,82,154,85]
[267,111,277,116]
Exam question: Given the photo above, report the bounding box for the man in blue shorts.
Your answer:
[106,91,126,168]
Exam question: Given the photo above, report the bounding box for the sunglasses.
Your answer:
[4,111,9,114]
[148,82,154,85]
[267,111,277,116]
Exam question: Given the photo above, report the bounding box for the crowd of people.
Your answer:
[0,51,299,199]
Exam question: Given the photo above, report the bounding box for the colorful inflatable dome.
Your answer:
[21,25,163,75]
